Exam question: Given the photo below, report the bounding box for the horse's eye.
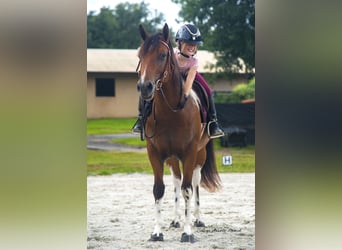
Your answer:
[159,52,167,61]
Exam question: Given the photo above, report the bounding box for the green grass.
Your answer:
[215,145,255,173]
[111,137,147,147]
[87,150,156,175]
[87,118,255,175]
[87,145,255,175]
[87,118,136,135]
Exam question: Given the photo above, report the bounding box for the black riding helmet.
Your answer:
[175,24,203,45]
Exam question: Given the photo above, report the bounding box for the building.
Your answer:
[87,49,249,118]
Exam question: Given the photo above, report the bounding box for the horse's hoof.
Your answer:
[148,233,164,241]
[170,220,181,228]
[194,219,205,227]
[180,232,196,243]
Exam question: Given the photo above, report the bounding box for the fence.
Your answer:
[216,102,255,147]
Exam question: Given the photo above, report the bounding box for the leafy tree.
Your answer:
[172,0,255,75]
[233,77,255,99]
[215,77,255,103]
[87,3,165,48]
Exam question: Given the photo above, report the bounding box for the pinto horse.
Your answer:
[136,23,221,243]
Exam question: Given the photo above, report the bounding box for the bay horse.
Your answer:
[136,23,221,243]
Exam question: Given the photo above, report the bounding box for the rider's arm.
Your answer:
[183,64,198,96]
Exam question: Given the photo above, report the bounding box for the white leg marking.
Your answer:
[152,198,163,235]
[182,187,193,235]
[170,168,181,224]
[192,166,202,221]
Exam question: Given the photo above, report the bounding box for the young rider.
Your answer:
[132,24,224,139]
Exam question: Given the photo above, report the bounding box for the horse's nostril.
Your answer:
[137,84,141,92]
[147,82,153,91]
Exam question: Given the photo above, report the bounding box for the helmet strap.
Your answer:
[180,51,190,58]
[178,41,193,58]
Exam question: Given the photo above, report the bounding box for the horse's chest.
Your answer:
[151,133,194,156]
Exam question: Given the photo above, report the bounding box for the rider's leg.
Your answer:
[132,96,144,134]
[195,73,224,138]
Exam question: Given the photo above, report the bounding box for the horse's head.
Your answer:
[136,23,172,101]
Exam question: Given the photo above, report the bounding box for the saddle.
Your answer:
[192,80,209,123]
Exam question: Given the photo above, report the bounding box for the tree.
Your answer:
[215,77,255,103]
[172,0,254,75]
[87,3,165,48]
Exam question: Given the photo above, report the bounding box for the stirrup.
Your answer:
[207,120,224,139]
[131,119,142,134]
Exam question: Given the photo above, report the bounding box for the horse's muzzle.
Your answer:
[137,80,155,101]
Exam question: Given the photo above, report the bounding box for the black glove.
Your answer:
[177,94,189,109]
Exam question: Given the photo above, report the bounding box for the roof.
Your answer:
[87,48,217,73]
[241,98,255,104]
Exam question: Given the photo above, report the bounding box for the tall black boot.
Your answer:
[207,95,224,139]
[132,96,144,134]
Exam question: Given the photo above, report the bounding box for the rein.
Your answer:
[155,41,184,112]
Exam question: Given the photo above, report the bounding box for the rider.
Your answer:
[132,24,224,139]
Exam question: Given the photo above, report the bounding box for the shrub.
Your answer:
[214,77,255,103]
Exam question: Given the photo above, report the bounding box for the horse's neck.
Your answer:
[158,76,183,108]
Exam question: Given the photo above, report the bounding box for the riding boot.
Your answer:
[132,97,144,134]
[207,95,224,139]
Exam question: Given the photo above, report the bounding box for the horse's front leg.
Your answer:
[147,149,165,241]
[150,179,165,241]
[167,157,182,228]
[180,154,197,243]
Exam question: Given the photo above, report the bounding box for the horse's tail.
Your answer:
[200,140,222,192]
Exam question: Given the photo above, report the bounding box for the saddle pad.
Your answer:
[192,80,209,123]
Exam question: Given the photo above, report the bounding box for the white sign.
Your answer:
[222,155,232,166]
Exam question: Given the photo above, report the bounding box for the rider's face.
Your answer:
[181,42,198,56]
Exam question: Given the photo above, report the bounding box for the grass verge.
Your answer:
[87,118,255,175]
[87,146,254,175]
[87,118,136,135]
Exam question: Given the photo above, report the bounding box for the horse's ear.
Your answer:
[139,24,148,41]
[162,23,169,41]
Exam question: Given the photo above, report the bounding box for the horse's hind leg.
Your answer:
[180,152,198,243]
[167,157,181,228]
[193,149,206,227]
[192,166,205,227]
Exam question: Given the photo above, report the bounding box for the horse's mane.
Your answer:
[167,39,183,88]
[139,32,161,56]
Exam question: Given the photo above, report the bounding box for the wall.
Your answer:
[87,73,139,118]
[87,72,250,118]
[203,74,250,93]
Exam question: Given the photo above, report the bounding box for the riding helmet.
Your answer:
[175,24,203,45]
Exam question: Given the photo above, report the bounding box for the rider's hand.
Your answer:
[177,94,189,109]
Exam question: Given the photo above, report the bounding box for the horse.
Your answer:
[136,23,221,243]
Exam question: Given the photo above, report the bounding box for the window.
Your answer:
[95,78,115,97]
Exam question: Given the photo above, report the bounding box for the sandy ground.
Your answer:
[87,173,255,249]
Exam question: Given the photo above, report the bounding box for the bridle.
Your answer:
[136,39,184,113]
[136,38,186,139]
